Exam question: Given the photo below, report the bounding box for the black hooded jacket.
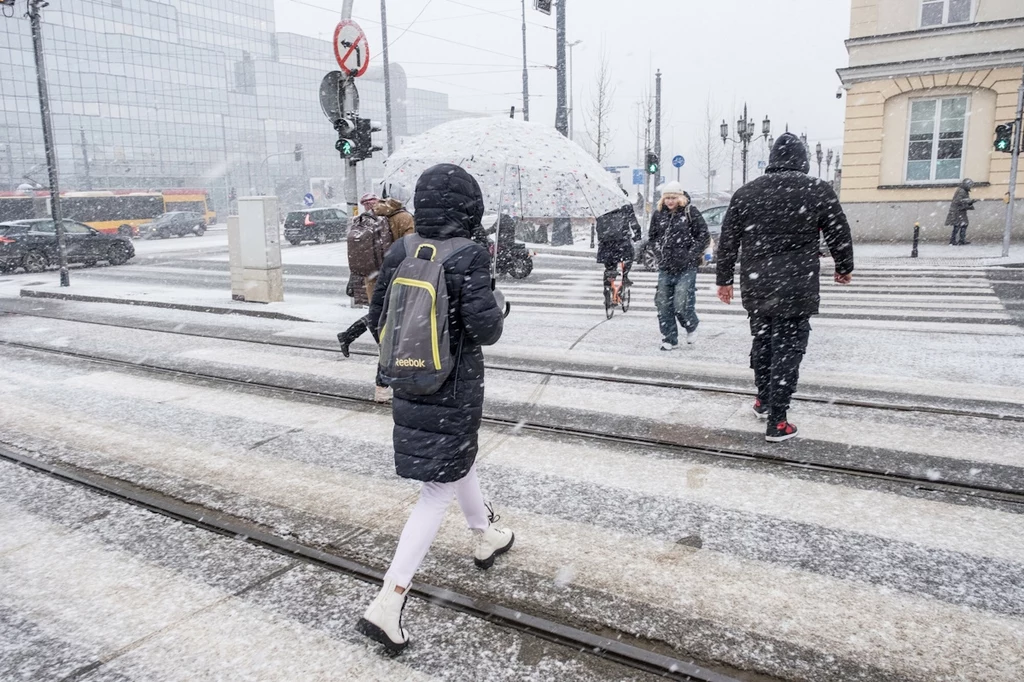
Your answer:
[368,164,504,483]
[716,133,854,317]
[595,204,642,264]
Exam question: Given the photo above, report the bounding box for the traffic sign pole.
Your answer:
[1003,65,1024,258]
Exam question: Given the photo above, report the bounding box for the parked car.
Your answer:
[0,219,135,273]
[636,204,728,270]
[284,208,349,245]
[139,211,207,239]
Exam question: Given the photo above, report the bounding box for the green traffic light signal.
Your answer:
[646,152,660,175]
[994,123,1014,153]
[336,138,355,157]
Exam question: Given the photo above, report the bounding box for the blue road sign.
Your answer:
[303,193,315,207]
[757,160,766,170]
[632,169,644,185]
[672,155,685,168]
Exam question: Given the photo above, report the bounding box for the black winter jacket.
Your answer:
[596,204,642,264]
[716,132,854,318]
[648,203,710,273]
[945,181,975,226]
[368,164,504,483]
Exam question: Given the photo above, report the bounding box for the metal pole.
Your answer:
[380,0,395,155]
[79,127,91,190]
[28,0,69,286]
[341,0,354,19]
[5,142,13,191]
[554,0,568,136]
[568,42,574,139]
[741,103,749,186]
[521,0,529,122]
[654,70,662,202]
[911,222,920,258]
[1003,66,1024,258]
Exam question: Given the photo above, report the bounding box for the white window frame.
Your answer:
[920,0,974,28]
[903,95,971,185]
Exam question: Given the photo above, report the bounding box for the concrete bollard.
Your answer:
[911,222,920,258]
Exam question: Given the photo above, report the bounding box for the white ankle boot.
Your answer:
[356,579,410,653]
[473,506,515,569]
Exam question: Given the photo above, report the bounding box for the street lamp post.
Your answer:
[826,148,834,181]
[567,39,582,140]
[815,142,823,179]
[721,103,770,185]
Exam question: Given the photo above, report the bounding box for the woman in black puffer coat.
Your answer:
[358,164,516,654]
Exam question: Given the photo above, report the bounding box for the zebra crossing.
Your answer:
[501,265,1021,335]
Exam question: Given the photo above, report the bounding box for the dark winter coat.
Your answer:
[368,163,504,483]
[596,204,642,264]
[716,132,854,318]
[945,180,976,226]
[647,202,710,273]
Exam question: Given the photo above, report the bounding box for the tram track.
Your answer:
[2,336,1023,507]
[2,306,1021,424]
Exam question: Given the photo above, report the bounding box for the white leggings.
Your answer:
[383,465,490,588]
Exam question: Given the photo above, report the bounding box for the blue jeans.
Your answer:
[656,269,699,344]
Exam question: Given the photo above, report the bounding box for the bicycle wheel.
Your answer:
[604,283,615,319]
[621,285,631,313]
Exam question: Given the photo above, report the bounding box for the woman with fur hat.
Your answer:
[648,181,710,350]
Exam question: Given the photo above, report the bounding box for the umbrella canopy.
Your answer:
[381,117,628,219]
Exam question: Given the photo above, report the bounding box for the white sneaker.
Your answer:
[660,342,677,351]
[686,329,699,344]
[473,506,515,569]
[374,386,392,403]
[356,579,410,653]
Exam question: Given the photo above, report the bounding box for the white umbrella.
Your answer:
[381,117,627,219]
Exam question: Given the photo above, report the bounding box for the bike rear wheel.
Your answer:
[621,285,631,313]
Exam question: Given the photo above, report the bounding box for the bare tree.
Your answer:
[583,47,615,163]
[693,97,728,201]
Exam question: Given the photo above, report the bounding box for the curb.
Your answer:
[18,289,314,322]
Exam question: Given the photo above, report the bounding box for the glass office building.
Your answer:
[0,0,463,211]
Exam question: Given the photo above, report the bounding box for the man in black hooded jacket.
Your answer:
[716,133,854,442]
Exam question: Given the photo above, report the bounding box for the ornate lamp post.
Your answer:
[815,142,824,178]
[721,103,771,185]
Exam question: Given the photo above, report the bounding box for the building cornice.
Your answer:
[837,49,1024,85]
[846,16,1024,48]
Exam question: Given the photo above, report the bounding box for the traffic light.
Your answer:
[354,117,384,160]
[334,116,357,159]
[294,143,303,162]
[994,123,1014,153]
[646,152,660,175]
[534,0,552,15]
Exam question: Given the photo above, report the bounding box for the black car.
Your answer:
[0,219,135,273]
[636,204,727,270]
[284,208,349,245]
[139,211,207,239]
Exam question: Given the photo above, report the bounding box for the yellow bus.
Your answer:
[0,188,216,237]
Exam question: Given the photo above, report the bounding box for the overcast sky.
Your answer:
[275,0,852,191]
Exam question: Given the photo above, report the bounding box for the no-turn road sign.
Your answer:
[333,20,370,78]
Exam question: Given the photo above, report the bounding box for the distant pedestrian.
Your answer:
[716,133,854,442]
[358,163,513,653]
[376,182,416,243]
[945,178,976,245]
[337,193,393,401]
[648,181,709,350]
[596,204,642,287]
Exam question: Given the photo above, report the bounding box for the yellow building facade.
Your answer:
[837,0,1024,241]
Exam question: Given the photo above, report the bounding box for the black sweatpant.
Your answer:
[749,315,811,424]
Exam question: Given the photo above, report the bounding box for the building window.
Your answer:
[906,97,968,182]
[921,0,972,27]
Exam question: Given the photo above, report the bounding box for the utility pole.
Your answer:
[79,127,92,190]
[380,0,394,155]
[643,106,652,227]
[654,70,662,201]
[1003,65,1024,258]
[554,0,568,136]
[521,0,529,121]
[26,0,69,286]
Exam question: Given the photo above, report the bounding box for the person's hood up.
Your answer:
[373,198,405,218]
[961,178,974,191]
[766,132,810,174]
[413,163,485,240]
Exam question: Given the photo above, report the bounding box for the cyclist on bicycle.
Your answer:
[596,204,642,288]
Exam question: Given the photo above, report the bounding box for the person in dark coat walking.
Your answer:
[596,204,642,286]
[945,178,976,245]
[716,133,855,442]
[648,181,710,349]
[358,163,514,653]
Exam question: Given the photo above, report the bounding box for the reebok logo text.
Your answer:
[395,358,427,368]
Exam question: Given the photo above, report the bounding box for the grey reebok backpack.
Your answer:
[377,234,476,395]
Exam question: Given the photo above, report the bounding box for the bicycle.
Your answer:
[603,262,631,319]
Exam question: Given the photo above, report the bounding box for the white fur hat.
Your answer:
[659,180,685,196]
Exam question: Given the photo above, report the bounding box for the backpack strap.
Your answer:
[403,234,477,263]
